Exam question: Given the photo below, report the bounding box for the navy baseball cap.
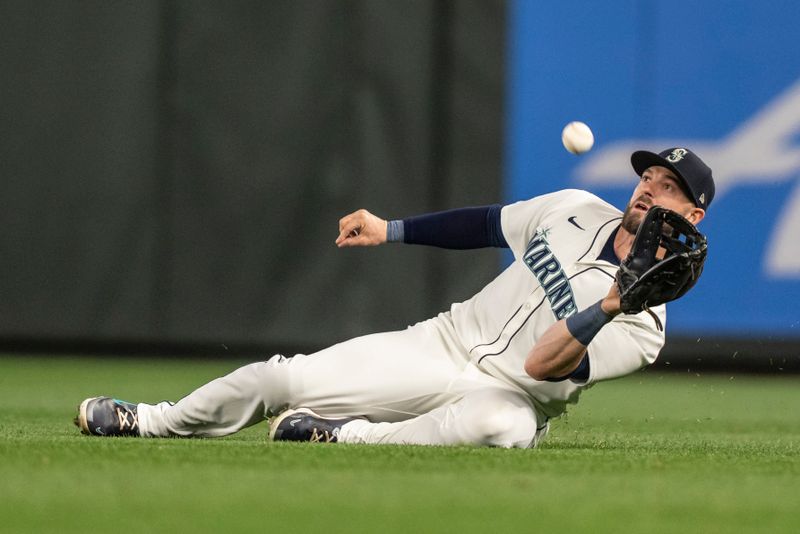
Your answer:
[631,147,715,209]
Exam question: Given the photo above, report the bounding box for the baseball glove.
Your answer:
[616,206,708,328]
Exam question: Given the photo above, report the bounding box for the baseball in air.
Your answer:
[561,121,594,155]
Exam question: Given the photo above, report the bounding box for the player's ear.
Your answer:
[686,207,705,225]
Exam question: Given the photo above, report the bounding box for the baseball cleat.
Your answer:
[74,397,140,437]
[269,408,355,443]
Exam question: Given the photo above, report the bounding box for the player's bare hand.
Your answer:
[336,209,388,247]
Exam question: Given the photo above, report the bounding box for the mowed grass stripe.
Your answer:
[1,356,798,533]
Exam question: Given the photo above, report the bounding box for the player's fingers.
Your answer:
[337,236,361,248]
[338,213,354,232]
[335,221,363,246]
[336,233,366,248]
[338,210,367,232]
[337,212,358,240]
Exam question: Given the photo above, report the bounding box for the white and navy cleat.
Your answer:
[269,408,355,443]
[74,397,140,437]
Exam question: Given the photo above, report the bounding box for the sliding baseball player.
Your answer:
[76,147,712,449]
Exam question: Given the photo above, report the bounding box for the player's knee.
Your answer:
[468,401,537,448]
[472,410,516,446]
[232,357,292,408]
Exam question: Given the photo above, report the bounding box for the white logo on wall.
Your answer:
[574,77,800,278]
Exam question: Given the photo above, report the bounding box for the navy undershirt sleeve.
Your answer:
[401,204,509,249]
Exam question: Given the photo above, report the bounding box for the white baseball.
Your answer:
[561,121,594,155]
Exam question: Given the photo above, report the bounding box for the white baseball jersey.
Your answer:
[449,189,666,419]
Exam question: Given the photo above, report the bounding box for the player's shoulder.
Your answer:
[531,188,621,216]
[501,189,622,230]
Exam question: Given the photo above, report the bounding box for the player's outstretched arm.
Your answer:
[337,205,508,250]
[336,209,388,248]
[524,284,621,381]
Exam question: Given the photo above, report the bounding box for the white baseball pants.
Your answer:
[137,315,545,448]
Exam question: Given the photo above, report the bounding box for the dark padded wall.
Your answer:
[0,1,506,352]
[1,2,163,340]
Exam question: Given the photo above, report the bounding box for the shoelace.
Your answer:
[116,407,139,431]
[309,427,335,443]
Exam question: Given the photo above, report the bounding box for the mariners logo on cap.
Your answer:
[666,148,688,163]
[699,193,706,205]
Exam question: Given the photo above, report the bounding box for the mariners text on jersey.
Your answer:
[523,228,577,319]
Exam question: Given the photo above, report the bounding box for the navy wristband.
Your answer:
[565,301,613,346]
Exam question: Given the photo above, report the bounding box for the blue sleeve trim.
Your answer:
[402,204,509,249]
[571,352,590,382]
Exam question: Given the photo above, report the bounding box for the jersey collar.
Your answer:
[575,218,622,267]
[597,225,621,266]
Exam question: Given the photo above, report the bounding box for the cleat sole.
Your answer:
[76,397,100,435]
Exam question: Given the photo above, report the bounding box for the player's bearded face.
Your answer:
[621,196,651,234]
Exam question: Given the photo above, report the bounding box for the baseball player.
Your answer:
[75,147,714,449]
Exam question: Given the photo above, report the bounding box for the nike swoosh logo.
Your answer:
[289,419,300,427]
[568,216,585,230]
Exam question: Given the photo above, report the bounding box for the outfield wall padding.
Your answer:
[0,1,506,349]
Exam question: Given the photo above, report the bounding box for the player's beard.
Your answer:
[620,202,645,234]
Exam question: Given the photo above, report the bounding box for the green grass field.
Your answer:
[1,355,798,533]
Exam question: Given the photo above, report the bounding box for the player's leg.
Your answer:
[87,316,467,438]
[134,355,295,437]
[274,385,545,448]
[271,317,467,423]
[340,388,542,448]
[75,357,295,438]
